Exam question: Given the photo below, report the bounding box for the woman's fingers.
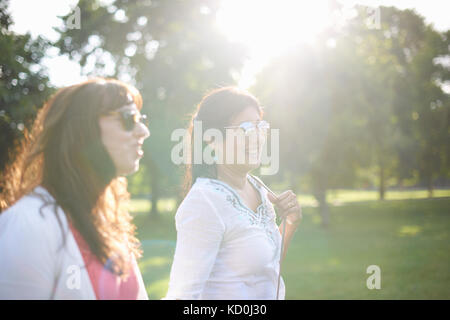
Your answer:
[271,190,294,204]
[268,190,302,223]
[279,190,294,200]
[277,193,297,211]
[280,206,303,222]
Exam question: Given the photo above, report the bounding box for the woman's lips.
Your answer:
[136,144,144,158]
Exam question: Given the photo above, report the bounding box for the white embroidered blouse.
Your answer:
[163,175,285,300]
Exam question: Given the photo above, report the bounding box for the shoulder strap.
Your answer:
[249,174,285,300]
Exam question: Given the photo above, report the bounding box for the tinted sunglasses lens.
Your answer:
[119,111,136,131]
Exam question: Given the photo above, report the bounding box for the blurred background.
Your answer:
[0,0,449,299]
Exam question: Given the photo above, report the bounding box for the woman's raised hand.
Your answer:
[268,190,302,226]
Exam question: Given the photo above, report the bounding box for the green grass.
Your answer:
[133,193,450,299]
[131,188,450,212]
[129,198,177,214]
[283,198,450,299]
[326,188,450,205]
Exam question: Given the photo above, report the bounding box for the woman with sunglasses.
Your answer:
[163,87,302,300]
[0,78,150,299]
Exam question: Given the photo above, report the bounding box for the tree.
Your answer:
[0,0,52,177]
[355,7,450,197]
[254,41,365,227]
[253,5,449,227]
[405,27,449,196]
[55,0,247,215]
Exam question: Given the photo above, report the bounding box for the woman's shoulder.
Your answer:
[191,177,237,199]
[180,177,235,209]
[0,186,68,245]
[175,178,227,227]
[177,179,215,212]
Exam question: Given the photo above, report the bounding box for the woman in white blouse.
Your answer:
[164,87,302,300]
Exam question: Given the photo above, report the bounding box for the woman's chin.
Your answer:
[117,161,141,177]
[130,161,141,174]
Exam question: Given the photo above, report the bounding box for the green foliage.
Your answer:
[2,0,448,213]
[54,0,248,211]
[0,0,53,171]
[253,5,449,202]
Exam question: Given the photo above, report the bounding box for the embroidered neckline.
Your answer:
[199,176,277,247]
[206,175,265,216]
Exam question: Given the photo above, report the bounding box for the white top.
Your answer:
[163,175,285,300]
[0,186,148,300]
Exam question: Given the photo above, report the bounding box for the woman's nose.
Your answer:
[134,122,150,140]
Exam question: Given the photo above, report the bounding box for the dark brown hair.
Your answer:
[183,86,263,195]
[0,78,143,277]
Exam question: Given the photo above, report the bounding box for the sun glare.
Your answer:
[216,0,332,87]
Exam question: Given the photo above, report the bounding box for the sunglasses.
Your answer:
[108,109,149,131]
[224,120,270,135]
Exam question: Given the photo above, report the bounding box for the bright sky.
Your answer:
[7,0,450,88]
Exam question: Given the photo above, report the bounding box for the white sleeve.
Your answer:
[163,188,225,300]
[0,203,59,299]
[132,256,149,300]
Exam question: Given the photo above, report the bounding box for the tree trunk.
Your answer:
[379,163,385,200]
[150,178,159,217]
[319,194,330,228]
[313,186,329,228]
[175,192,183,210]
[149,160,160,217]
[427,171,433,198]
[420,164,434,199]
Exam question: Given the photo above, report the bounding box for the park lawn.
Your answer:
[130,188,450,213]
[326,188,450,204]
[133,196,450,299]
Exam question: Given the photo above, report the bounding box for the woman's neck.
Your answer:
[216,165,248,191]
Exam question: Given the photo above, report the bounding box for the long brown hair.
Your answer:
[183,86,263,195]
[0,78,143,277]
